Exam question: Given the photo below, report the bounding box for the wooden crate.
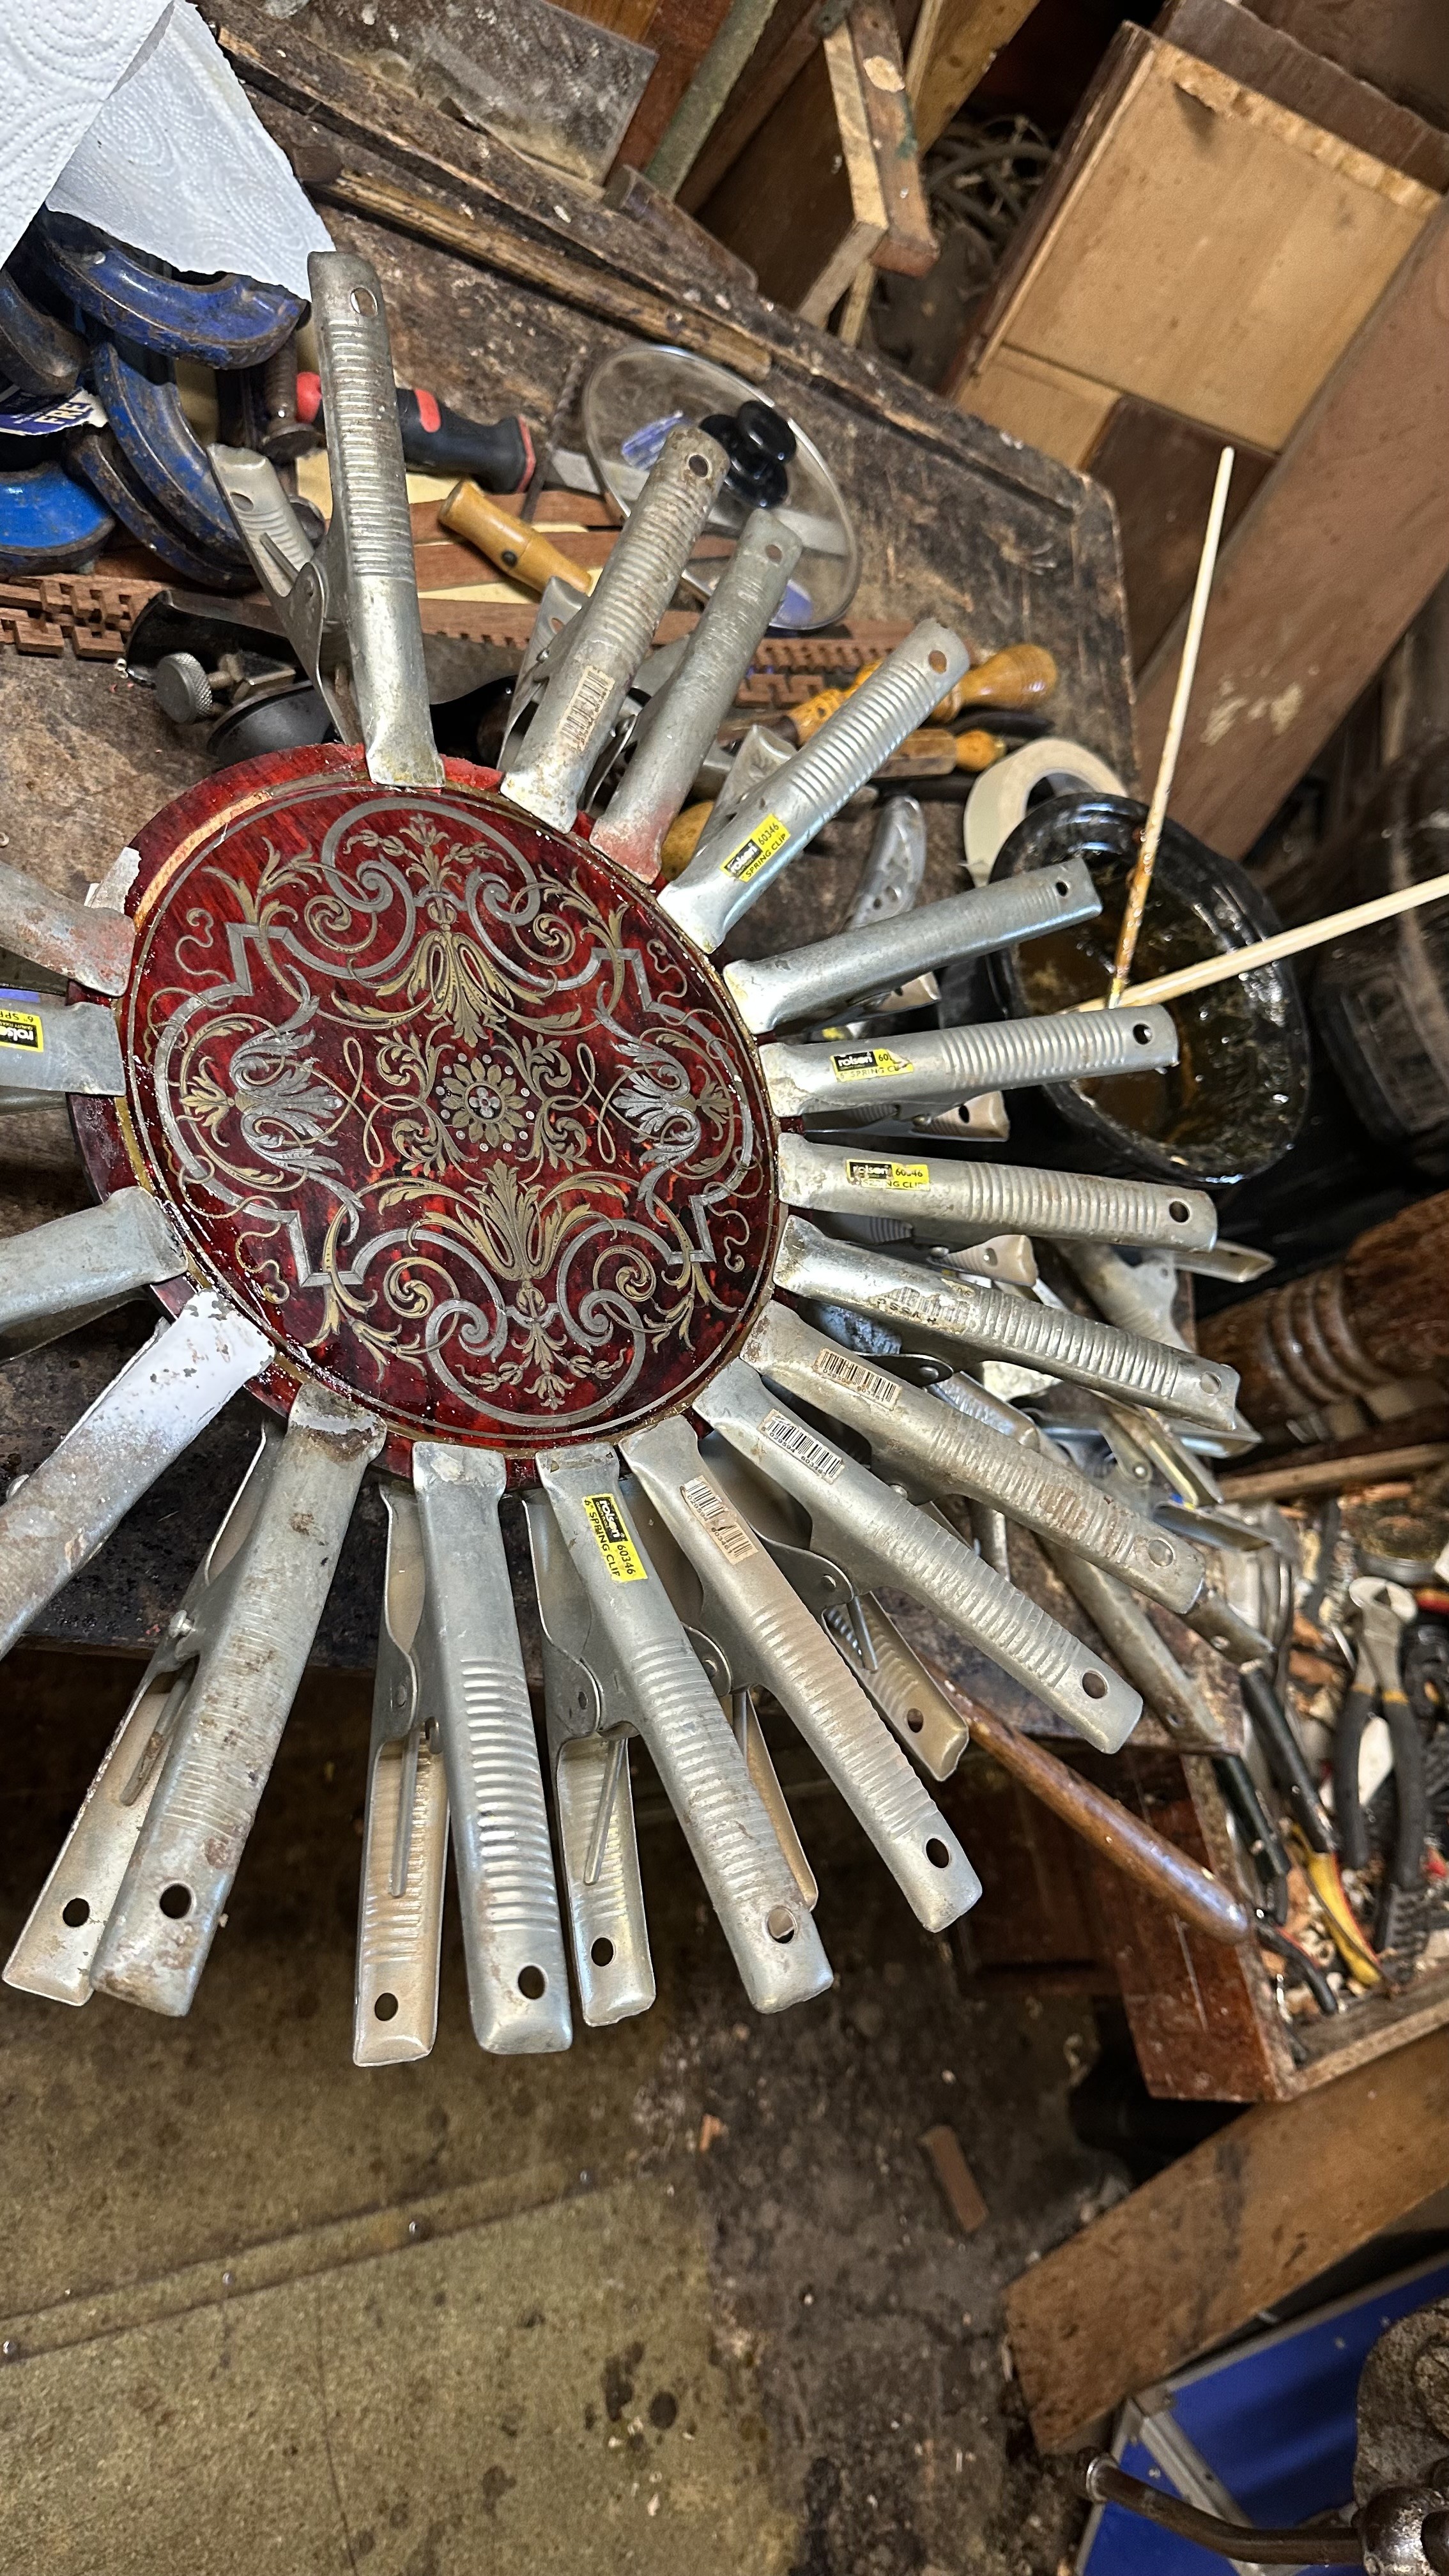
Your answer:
[942,8,1449,858]
[945,1736,1449,2105]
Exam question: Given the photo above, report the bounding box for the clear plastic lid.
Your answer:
[581,344,859,632]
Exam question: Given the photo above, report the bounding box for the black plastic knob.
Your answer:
[700,399,796,509]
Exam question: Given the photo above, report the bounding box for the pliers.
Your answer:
[1335,1575,1425,1965]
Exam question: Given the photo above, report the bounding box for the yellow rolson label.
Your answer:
[843,1156,930,1190]
[0,1005,42,1053]
[831,1046,913,1082]
[581,1492,648,1583]
[719,813,789,884]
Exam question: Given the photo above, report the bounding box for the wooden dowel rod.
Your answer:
[1108,445,1234,1003]
[1082,864,1449,1011]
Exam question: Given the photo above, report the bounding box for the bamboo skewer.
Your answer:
[1107,445,1234,1003]
[1080,865,1449,1011]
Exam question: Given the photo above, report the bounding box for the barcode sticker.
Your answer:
[720,813,789,884]
[680,1476,756,1564]
[555,660,615,756]
[843,1157,930,1191]
[831,1046,913,1082]
[812,1346,899,1409]
[760,1408,845,1483]
[581,1492,648,1582]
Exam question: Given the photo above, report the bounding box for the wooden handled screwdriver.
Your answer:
[438,477,595,594]
[783,641,1058,746]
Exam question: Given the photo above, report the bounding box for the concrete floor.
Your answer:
[0,1646,1112,2576]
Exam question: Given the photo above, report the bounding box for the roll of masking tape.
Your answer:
[963,737,1126,886]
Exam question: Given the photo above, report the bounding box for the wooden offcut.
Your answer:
[1084,398,1273,668]
[1247,0,1449,135]
[950,27,1436,457]
[913,0,1041,154]
[919,2126,989,2235]
[964,347,1116,470]
[1133,186,1449,857]
[700,22,887,322]
[1006,2028,1449,2451]
[1158,0,1449,190]
[848,0,937,277]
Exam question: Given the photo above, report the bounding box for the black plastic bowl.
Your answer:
[986,793,1310,1190]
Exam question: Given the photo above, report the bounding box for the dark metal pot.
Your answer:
[985,793,1310,1191]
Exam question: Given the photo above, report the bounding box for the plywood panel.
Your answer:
[1160,0,1449,188]
[961,346,1117,468]
[1006,2025,1449,2451]
[1083,394,1275,668]
[1248,0,1449,133]
[983,36,1434,450]
[1133,186,1449,857]
[702,23,886,320]
[949,25,1437,475]
[913,0,1041,152]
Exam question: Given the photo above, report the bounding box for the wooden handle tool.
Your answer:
[438,477,591,595]
[878,725,1008,778]
[934,643,1057,719]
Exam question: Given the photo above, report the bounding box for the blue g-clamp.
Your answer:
[33,213,302,367]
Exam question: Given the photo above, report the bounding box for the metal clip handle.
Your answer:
[696,1361,1142,1751]
[1045,1542,1229,1750]
[760,1004,1179,1122]
[89,1386,384,2018]
[0,1291,271,1660]
[622,1417,980,1932]
[0,853,134,997]
[1063,1241,1190,1350]
[0,997,124,1101]
[502,424,728,831]
[777,1135,1217,1252]
[747,1301,1204,1612]
[557,1730,654,2023]
[826,1593,973,1782]
[354,1483,448,2065]
[742,1308,1196,1607]
[850,796,927,926]
[661,620,971,951]
[3,1429,275,2007]
[309,250,443,790]
[208,443,315,606]
[412,1442,571,2054]
[725,854,1101,1033]
[592,510,802,880]
[775,1218,1239,1430]
[522,1487,656,2027]
[0,1188,185,1361]
[5,1666,180,2007]
[536,1449,833,2014]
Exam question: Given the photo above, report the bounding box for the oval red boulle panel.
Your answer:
[84,751,779,1456]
